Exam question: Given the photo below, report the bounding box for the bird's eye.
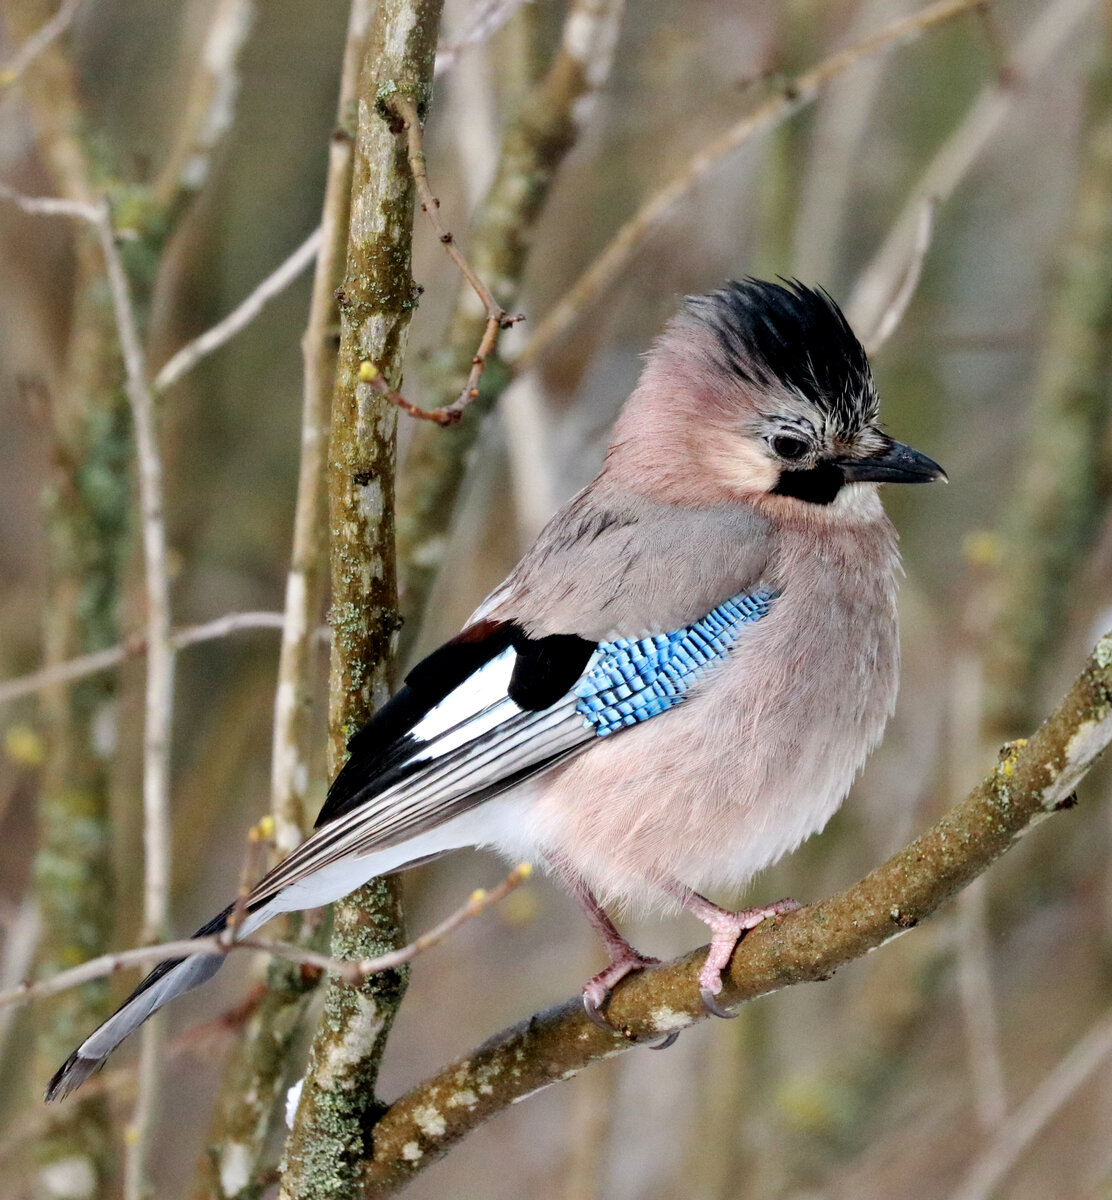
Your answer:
[771,435,809,461]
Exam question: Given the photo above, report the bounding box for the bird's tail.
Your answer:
[44,902,267,1102]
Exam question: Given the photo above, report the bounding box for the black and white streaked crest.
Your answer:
[688,278,878,436]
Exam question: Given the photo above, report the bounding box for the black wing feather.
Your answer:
[314,621,594,829]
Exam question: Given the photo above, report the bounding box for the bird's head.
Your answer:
[607,278,945,510]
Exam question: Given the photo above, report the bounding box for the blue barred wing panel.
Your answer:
[575,588,777,737]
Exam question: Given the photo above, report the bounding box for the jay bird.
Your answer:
[47,278,944,1101]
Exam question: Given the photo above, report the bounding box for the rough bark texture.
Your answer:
[356,630,1112,1197]
[196,9,373,1196]
[278,2,444,1196]
[395,0,625,657]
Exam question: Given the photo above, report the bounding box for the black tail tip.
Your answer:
[45,1051,103,1103]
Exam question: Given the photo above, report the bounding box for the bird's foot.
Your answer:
[581,946,662,1031]
[694,896,803,1018]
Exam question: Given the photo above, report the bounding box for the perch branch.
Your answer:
[354,630,1112,1198]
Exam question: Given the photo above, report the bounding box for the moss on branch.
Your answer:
[278,1,444,1197]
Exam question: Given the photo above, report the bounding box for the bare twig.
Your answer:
[0,611,289,707]
[83,196,175,1200]
[516,0,984,372]
[433,0,529,76]
[394,95,502,321]
[1,864,530,1014]
[0,182,96,220]
[154,226,322,392]
[948,1006,1112,1200]
[0,0,84,88]
[373,94,521,425]
[863,196,937,355]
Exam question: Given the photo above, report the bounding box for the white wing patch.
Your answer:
[251,650,592,907]
[408,648,519,747]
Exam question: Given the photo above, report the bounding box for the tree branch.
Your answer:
[355,630,1112,1197]
[278,0,444,1194]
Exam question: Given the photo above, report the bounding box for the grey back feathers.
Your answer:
[686,279,878,436]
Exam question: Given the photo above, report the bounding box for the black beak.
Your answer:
[837,438,947,485]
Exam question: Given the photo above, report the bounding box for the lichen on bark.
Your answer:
[278,1,444,1196]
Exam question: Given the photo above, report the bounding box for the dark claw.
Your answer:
[582,993,615,1031]
[649,1030,681,1050]
[700,988,738,1019]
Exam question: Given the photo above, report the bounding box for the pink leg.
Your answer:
[665,883,802,1018]
[548,854,675,1045]
[565,874,662,1026]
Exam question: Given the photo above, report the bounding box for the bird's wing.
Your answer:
[250,620,597,907]
[471,484,775,641]
[248,586,778,911]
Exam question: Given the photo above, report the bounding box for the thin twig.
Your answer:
[515,0,984,372]
[0,182,96,220]
[2,865,531,1012]
[85,195,176,1200]
[393,95,502,320]
[863,196,937,355]
[153,225,323,392]
[369,94,521,425]
[433,0,529,77]
[0,612,289,707]
[948,1006,1112,1200]
[0,0,84,88]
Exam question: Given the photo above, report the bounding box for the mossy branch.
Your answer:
[277,1,444,1196]
[355,630,1112,1198]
